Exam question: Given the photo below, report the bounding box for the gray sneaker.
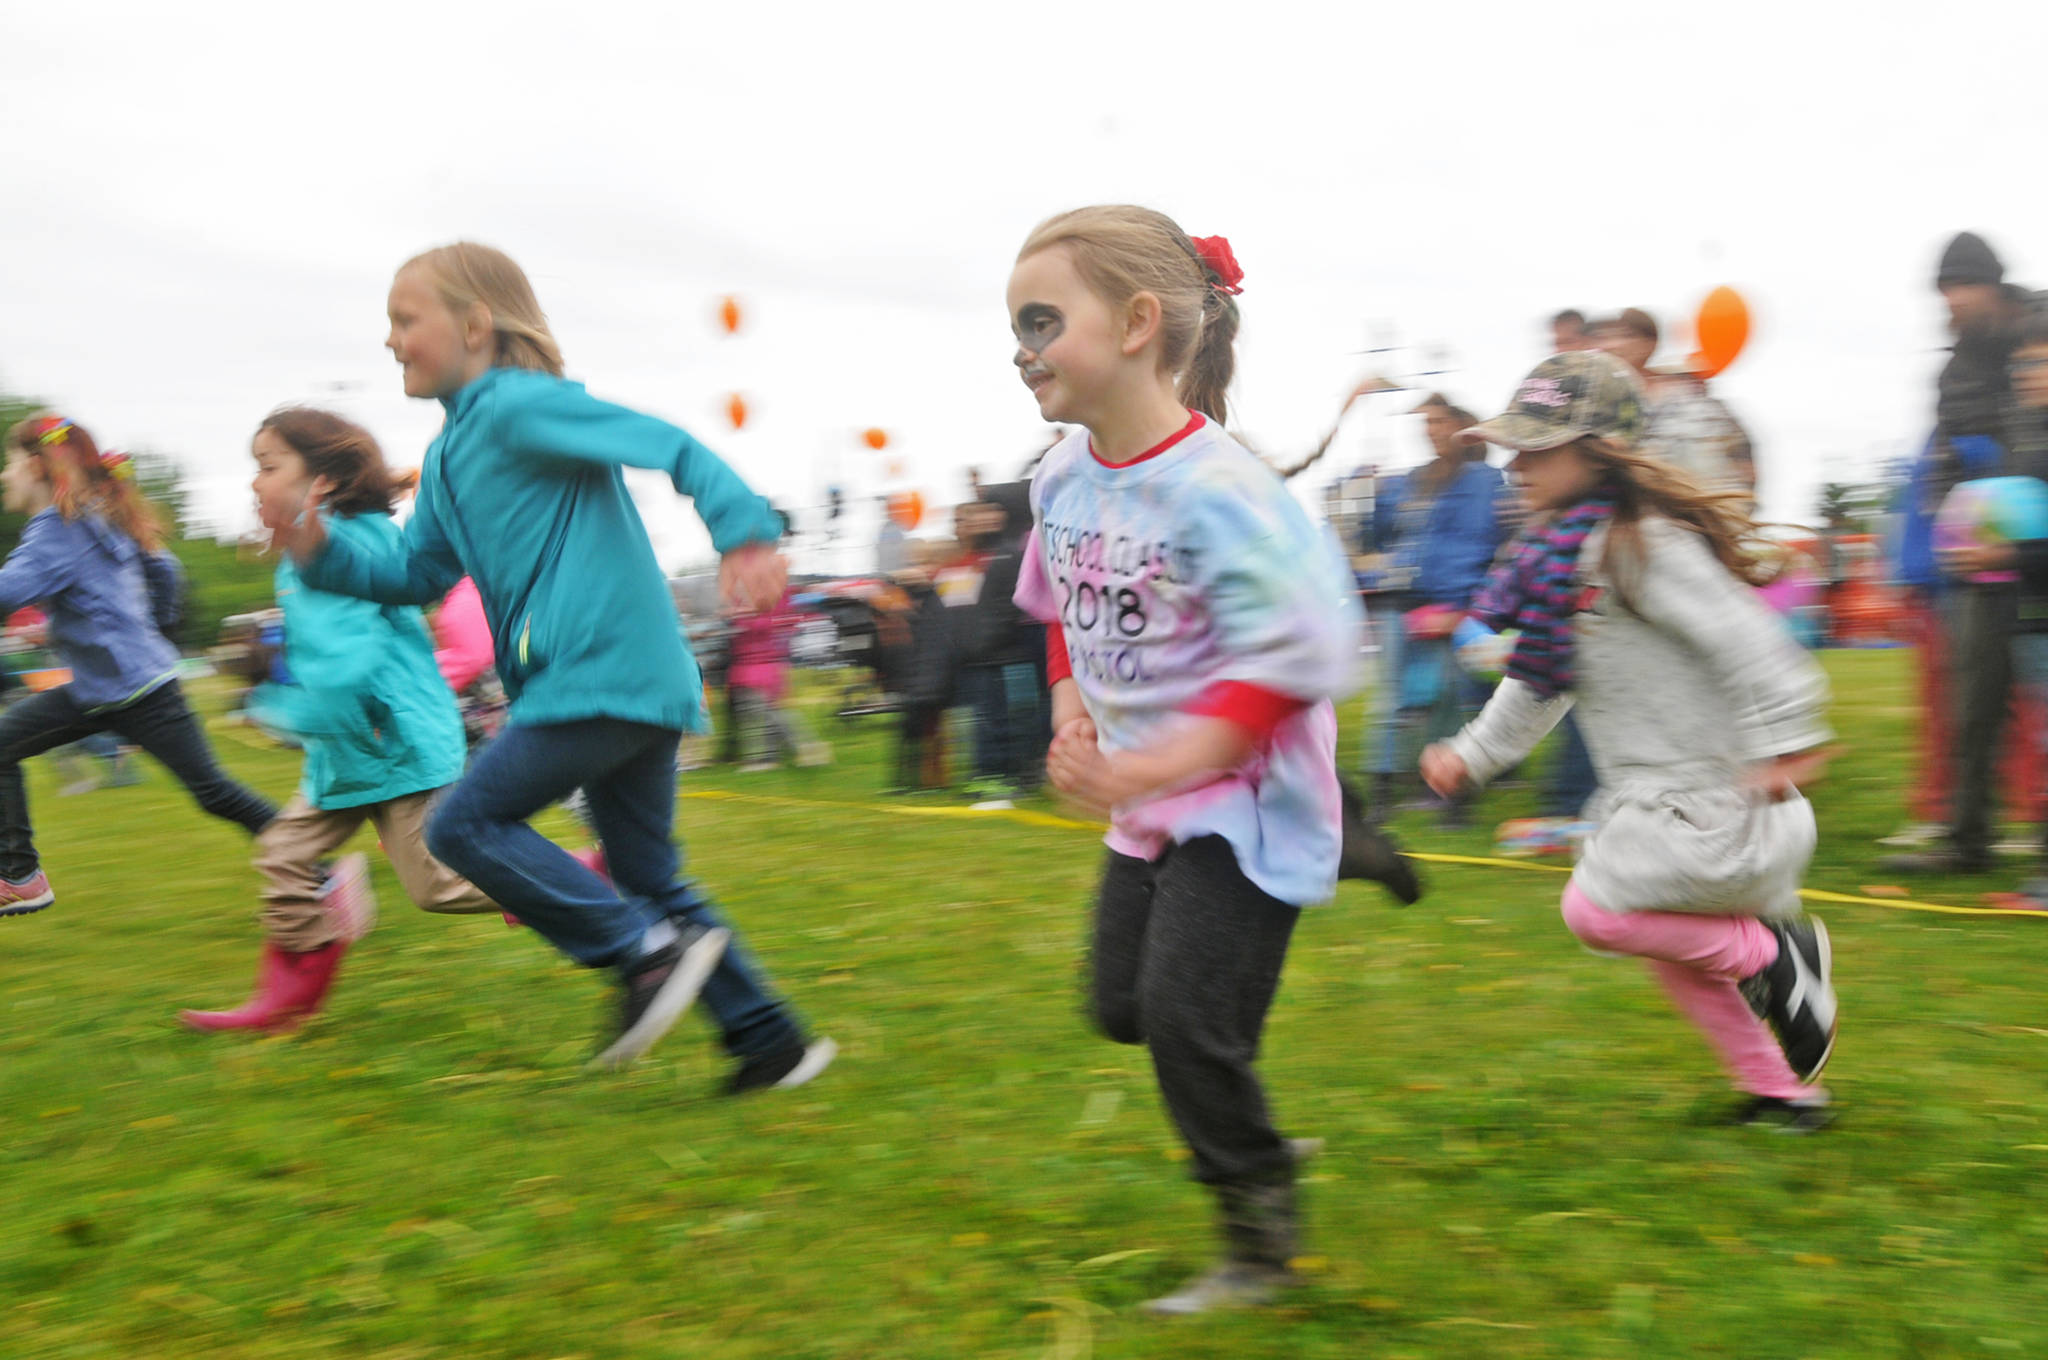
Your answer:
[1140,1261,1297,1316]
[588,925,730,1072]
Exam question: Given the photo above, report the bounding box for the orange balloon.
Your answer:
[718,296,743,335]
[726,393,749,430]
[1693,286,1751,379]
[862,427,889,451]
[888,490,924,531]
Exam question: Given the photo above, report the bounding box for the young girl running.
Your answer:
[277,242,831,1086]
[1421,350,1839,1130]
[1009,207,1366,1315]
[0,415,277,916]
[181,407,501,1032]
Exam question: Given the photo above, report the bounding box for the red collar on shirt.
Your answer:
[1090,411,1204,468]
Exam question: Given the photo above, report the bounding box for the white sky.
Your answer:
[4,1,2041,573]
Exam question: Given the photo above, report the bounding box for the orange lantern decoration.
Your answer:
[725,393,749,431]
[717,296,743,336]
[887,490,924,531]
[1690,286,1751,379]
[862,427,889,451]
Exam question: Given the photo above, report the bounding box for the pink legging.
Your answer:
[1560,881,1809,1101]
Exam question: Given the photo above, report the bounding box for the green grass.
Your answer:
[5,652,2048,1359]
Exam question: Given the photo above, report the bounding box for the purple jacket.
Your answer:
[0,508,180,710]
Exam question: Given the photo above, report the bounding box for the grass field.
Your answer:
[5,650,2048,1359]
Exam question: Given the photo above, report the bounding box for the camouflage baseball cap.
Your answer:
[1459,350,1646,451]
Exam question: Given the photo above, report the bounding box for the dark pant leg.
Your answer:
[426,719,668,968]
[1088,850,1157,1044]
[580,730,804,1059]
[1542,712,1598,819]
[1136,836,1301,1186]
[998,661,1044,785]
[965,666,1001,780]
[105,682,277,836]
[0,686,107,879]
[1950,584,2016,861]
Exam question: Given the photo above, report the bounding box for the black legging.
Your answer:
[1090,835,1300,1187]
[0,679,276,879]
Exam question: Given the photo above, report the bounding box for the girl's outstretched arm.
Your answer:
[494,383,782,554]
[1437,678,1574,790]
[290,475,465,606]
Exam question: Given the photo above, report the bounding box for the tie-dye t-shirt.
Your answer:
[1015,415,1366,905]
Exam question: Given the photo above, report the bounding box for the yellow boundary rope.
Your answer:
[682,788,2048,921]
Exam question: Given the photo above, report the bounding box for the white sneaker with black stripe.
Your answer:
[1739,917,1836,1083]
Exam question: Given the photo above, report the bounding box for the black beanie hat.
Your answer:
[1937,232,2004,289]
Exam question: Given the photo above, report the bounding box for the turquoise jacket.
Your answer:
[249,513,467,810]
[299,367,780,732]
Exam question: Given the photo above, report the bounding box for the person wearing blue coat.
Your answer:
[1361,397,1516,819]
[183,410,506,1033]
[280,243,830,1089]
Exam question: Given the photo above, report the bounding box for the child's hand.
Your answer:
[1419,742,1469,798]
[720,541,787,613]
[1939,540,2017,576]
[1047,719,1116,809]
[270,477,335,564]
[1745,745,1837,801]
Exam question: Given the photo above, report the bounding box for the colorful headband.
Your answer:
[1189,235,1244,296]
[30,416,74,448]
[99,450,134,482]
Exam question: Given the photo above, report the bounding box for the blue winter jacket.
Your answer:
[300,367,782,732]
[1895,431,2004,589]
[247,514,466,810]
[1368,461,1513,608]
[0,508,180,710]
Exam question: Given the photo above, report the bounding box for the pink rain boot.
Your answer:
[180,939,346,1032]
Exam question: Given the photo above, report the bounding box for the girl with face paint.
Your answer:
[1005,206,1385,1316]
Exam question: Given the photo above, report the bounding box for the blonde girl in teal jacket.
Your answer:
[183,408,496,1033]
[279,243,830,1087]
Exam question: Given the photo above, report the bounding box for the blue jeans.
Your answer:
[427,718,804,1059]
[1369,607,1479,776]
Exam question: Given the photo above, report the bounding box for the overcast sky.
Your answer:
[4,1,2040,573]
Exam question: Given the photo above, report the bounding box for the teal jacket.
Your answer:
[299,367,780,732]
[248,513,466,810]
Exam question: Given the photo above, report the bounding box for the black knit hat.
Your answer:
[1937,232,2004,289]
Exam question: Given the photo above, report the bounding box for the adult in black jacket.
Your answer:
[958,482,1048,795]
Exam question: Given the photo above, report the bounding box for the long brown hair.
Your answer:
[1575,435,1776,603]
[257,407,408,517]
[5,414,165,553]
[400,242,564,377]
[1017,206,1239,425]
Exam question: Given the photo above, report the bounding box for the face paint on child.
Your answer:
[1013,303,1065,366]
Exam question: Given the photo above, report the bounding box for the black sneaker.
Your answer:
[1738,917,1836,1083]
[723,1036,837,1096]
[1877,847,1993,875]
[1728,1095,1836,1133]
[588,925,730,1072]
[1337,778,1423,903]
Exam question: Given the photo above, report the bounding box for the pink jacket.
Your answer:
[433,577,494,694]
[728,592,801,700]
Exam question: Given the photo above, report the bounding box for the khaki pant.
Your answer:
[256,791,496,950]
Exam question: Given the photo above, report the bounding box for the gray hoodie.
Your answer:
[1448,517,1831,919]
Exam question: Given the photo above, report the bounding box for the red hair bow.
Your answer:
[1189,235,1244,295]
